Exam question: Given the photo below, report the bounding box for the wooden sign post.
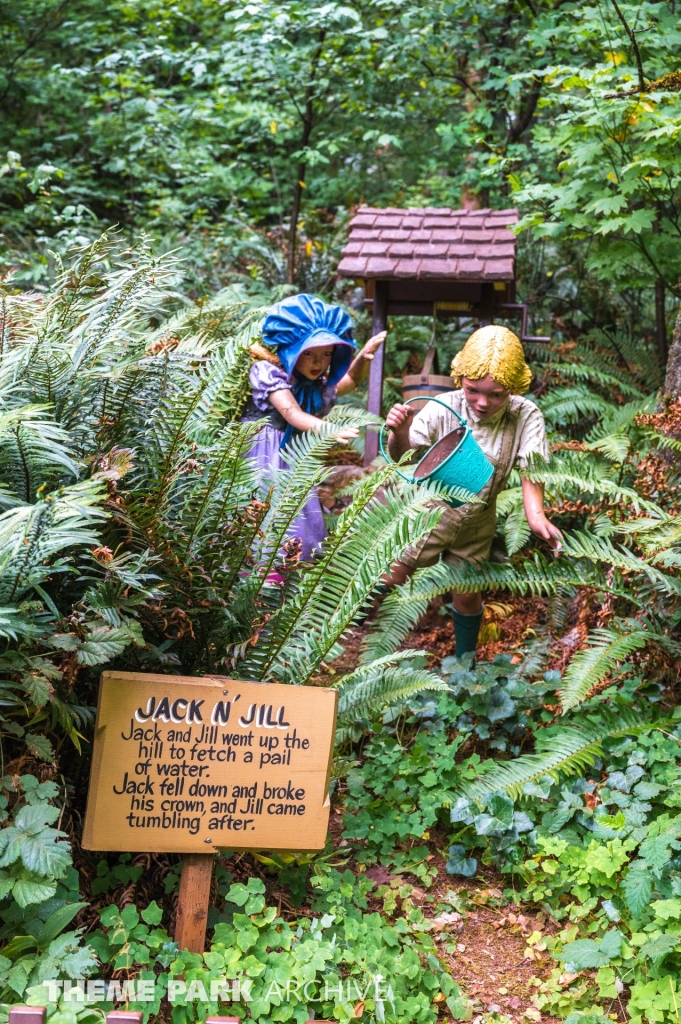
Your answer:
[83,672,337,952]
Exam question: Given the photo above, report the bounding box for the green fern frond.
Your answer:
[334,650,447,725]
[547,360,645,400]
[548,583,576,634]
[325,404,382,427]
[538,385,616,427]
[0,404,79,501]
[240,468,447,683]
[69,245,178,371]
[503,505,532,555]
[585,433,630,462]
[0,480,106,604]
[648,430,681,454]
[458,708,660,800]
[523,451,661,514]
[560,624,658,712]
[358,547,647,666]
[359,579,431,665]
[561,531,681,597]
[593,394,655,438]
[495,486,523,517]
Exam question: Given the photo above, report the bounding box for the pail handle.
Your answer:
[378,396,467,482]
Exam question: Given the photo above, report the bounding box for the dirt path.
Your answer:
[358,843,560,1024]
[318,588,563,1021]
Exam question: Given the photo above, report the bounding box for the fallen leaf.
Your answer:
[353,1002,365,1018]
[433,912,462,927]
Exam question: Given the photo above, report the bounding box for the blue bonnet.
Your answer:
[262,293,355,385]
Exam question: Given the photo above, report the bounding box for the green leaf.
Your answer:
[25,734,55,762]
[12,878,57,907]
[36,902,88,949]
[558,939,611,969]
[0,802,71,877]
[446,845,477,878]
[623,866,652,917]
[598,930,622,959]
[651,899,681,921]
[244,894,266,914]
[141,900,163,926]
[226,882,250,906]
[638,934,679,963]
[475,793,515,834]
[640,833,678,869]
[120,905,140,930]
[246,877,266,894]
[1,935,38,960]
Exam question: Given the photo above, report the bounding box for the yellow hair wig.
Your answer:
[450,325,532,394]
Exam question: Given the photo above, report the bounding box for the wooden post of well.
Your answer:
[174,853,214,953]
[364,279,389,466]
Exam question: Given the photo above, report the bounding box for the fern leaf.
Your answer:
[538,384,616,427]
[546,360,644,400]
[560,625,655,711]
[458,708,661,800]
[334,650,447,725]
[585,433,630,462]
[241,470,446,683]
[503,505,532,555]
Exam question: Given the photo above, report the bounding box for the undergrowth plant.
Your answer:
[0,235,453,987]
[6,873,470,1024]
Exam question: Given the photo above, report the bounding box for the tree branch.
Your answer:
[286,29,326,285]
[608,0,645,93]
[507,76,543,144]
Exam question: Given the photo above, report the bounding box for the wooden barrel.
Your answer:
[401,347,452,411]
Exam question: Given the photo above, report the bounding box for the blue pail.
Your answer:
[379,396,494,507]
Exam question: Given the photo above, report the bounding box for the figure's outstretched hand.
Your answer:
[528,513,563,555]
[361,330,387,359]
[334,426,360,444]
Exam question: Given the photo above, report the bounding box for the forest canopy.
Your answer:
[1,0,680,351]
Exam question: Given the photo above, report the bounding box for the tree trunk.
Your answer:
[287,165,306,285]
[662,304,681,403]
[655,278,667,365]
[286,30,326,286]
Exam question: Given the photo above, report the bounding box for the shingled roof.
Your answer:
[337,206,518,281]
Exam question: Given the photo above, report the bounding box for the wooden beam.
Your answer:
[364,280,389,465]
[175,853,214,952]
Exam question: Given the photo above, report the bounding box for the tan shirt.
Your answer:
[409,390,549,500]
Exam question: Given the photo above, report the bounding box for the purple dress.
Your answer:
[241,361,337,560]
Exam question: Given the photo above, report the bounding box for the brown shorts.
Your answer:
[401,501,497,569]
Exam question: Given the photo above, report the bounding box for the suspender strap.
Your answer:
[486,407,519,501]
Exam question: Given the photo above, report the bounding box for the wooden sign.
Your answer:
[83,672,337,853]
